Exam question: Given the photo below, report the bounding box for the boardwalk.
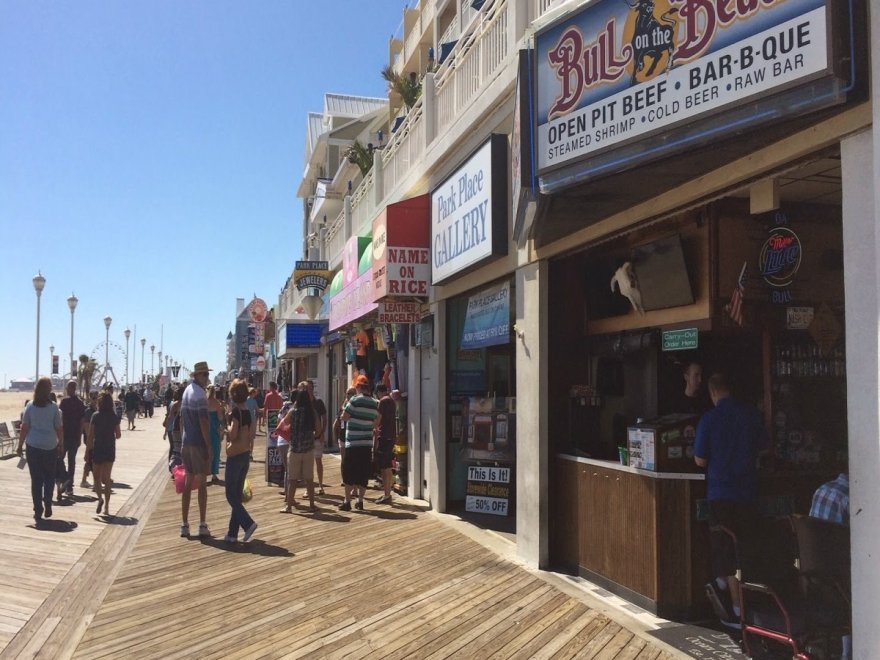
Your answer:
[1,412,687,659]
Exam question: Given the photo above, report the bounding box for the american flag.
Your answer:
[726,262,747,326]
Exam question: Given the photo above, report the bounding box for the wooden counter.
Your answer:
[550,454,835,618]
[551,454,710,618]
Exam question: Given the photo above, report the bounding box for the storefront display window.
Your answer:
[446,279,516,519]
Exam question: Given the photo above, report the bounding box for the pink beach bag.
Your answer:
[172,464,201,494]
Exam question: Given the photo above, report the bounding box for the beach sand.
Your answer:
[0,391,30,423]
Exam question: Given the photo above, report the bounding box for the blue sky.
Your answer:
[0,1,404,386]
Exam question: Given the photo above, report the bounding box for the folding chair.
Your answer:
[0,422,14,456]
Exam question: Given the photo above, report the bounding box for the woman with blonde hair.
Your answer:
[16,377,63,523]
[223,379,258,543]
[87,392,122,516]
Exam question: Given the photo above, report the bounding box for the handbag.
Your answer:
[242,478,253,503]
[172,464,201,494]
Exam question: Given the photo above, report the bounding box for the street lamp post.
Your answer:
[158,350,163,379]
[140,338,146,384]
[67,293,78,381]
[104,316,112,371]
[124,328,131,385]
[150,345,155,379]
[33,272,46,383]
[50,345,55,377]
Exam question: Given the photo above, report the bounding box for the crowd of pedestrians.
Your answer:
[16,363,401,543]
[16,377,125,522]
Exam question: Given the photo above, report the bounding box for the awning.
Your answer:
[326,270,343,300]
[358,247,372,275]
[329,269,377,331]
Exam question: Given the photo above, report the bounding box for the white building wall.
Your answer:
[515,260,549,567]
[841,128,878,660]
[840,6,880,656]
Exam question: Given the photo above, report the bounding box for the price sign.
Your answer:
[466,496,509,515]
[465,464,513,516]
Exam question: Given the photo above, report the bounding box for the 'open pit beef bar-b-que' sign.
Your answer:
[535,0,837,174]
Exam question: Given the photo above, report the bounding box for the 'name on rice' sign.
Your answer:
[534,0,833,173]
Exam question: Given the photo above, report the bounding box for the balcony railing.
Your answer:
[350,166,376,237]
[435,0,509,138]
[532,0,555,20]
[381,98,426,203]
[337,0,514,254]
[325,209,347,267]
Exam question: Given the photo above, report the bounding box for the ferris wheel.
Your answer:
[90,340,127,387]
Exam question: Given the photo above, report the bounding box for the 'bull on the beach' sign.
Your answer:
[534,0,838,174]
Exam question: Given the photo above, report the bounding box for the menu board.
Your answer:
[264,409,284,485]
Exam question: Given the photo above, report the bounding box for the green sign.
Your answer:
[662,328,699,352]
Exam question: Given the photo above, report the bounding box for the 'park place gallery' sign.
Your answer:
[535,0,833,173]
[431,135,508,284]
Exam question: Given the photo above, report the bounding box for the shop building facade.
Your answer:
[284,0,880,652]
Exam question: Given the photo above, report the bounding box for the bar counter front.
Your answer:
[551,453,833,619]
[552,454,706,618]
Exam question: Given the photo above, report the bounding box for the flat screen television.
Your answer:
[631,234,694,311]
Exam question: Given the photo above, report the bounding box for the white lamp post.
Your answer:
[33,272,46,383]
[104,317,112,374]
[124,328,131,385]
[140,337,146,384]
[49,345,55,376]
[67,293,78,380]
[150,344,155,379]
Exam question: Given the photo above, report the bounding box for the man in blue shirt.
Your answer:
[810,473,849,526]
[694,373,768,627]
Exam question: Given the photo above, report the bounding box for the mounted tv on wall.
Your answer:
[632,235,694,311]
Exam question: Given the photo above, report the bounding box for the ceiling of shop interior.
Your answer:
[730,155,842,206]
[533,126,844,249]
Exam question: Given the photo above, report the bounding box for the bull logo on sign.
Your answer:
[624,0,678,85]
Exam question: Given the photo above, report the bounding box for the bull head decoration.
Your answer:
[610,261,645,315]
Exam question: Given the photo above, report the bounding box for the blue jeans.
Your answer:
[225,453,254,538]
[27,446,57,516]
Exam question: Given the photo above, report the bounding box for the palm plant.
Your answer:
[381,66,422,109]
[343,140,374,176]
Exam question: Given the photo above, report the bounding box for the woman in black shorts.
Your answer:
[87,392,121,516]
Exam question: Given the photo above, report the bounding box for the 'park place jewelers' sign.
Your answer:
[431,135,508,284]
[535,0,833,173]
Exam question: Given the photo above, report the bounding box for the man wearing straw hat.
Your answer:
[180,361,213,538]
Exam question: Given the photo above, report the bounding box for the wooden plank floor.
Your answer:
[69,431,680,659]
[0,410,170,657]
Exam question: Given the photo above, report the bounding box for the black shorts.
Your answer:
[708,500,758,579]
[342,446,372,487]
[374,438,394,470]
